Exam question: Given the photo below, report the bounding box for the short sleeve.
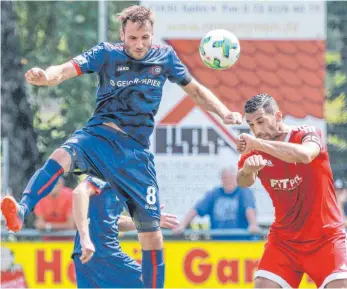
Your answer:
[167,47,192,86]
[299,126,324,151]
[84,176,107,195]
[194,191,215,217]
[71,42,108,75]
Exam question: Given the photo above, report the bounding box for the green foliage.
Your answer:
[326,1,347,177]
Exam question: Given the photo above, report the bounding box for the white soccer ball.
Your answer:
[199,29,240,70]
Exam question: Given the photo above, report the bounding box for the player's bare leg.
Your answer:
[1,148,71,232]
[138,230,164,288]
[325,278,347,288]
[254,277,282,288]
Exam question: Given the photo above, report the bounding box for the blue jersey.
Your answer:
[73,177,124,257]
[71,42,192,148]
[195,186,256,230]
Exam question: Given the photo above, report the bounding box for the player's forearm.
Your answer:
[118,216,137,232]
[44,62,77,86]
[180,209,198,230]
[255,140,315,164]
[237,169,256,188]
[73,190,91,238]
[191,85,230,120]
[246,208,257,227]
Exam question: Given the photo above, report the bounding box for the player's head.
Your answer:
[118,5,154,60]
[244,93,283,140]
[221,167,237,193]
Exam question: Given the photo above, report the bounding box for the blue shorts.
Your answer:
[61,124,160,232]
[73,253,143,288]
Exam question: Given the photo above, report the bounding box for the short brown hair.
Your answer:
[118,5,155,31]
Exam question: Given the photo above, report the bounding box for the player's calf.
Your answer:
[138,230,164,288]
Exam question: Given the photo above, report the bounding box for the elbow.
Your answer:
[299,153,314,164]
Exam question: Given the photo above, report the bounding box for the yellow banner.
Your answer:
[1,241,315,288]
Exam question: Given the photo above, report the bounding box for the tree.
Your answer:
[326,1,347,180]
[1,1,40,206]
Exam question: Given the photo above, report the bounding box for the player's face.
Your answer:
[121,21,153,60]
[245,108,282,140]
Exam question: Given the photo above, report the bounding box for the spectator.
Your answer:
[335,179,347,228]
[174,167,261,239]
[34,177,75,239]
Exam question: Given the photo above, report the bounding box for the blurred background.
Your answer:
[1,0,346,288]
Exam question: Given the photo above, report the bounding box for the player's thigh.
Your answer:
[254,277,282,288]
[255,236,303,288]
[109,145,161,233]
[61,128,123,178]
[303,233,347,288]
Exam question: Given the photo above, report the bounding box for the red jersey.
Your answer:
[34,186,73,223]
[238,126,344,241]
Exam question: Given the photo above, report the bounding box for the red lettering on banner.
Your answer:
[67,261,76,284]
[245,259,259,283]
[217,259,239,284]
[36,250,61,283]
[184,249,212,284]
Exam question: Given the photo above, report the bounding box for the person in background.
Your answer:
[34,177,74,240]
[173,167,260,239]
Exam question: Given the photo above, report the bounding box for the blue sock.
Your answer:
[142,249,165,288]
[20,159,64,217]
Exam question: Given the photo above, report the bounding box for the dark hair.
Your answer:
[244,93,279,114]
[118,5,155,31]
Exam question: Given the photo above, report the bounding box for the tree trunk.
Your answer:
[1,1,41,202]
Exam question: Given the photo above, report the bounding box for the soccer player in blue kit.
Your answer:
[1,5,242,288]
[72,176,179,288]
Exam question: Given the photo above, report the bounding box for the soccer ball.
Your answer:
[199,29,240,70]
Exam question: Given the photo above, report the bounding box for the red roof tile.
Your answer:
[166,39,325,119]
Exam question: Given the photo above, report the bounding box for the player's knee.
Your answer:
[138,230,163,250]
[50,148,72,171]
[254,277,281,288]
[325,278,347,288]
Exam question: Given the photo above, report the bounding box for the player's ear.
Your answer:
[120,29,125,42]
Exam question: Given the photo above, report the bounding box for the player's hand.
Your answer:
[80,237,95,264]
[172,224,185,235]
[25,67,49,86]
[237,133,260,154]
[243,155,267,174]
[159,204,179,229]
[223,112,243,125]
[248,224,262,234]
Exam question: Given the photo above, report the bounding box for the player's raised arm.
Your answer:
[167,47,242,125]
[182,79,242,125]
[25,61,78,87]
[239,133,321,164]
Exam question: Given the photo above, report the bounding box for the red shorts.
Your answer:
[255,232,347,288]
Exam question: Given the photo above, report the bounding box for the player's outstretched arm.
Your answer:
[182,79,242,125]
[25,61,78,87]
[238,133,320,164]
[73,181,96,264]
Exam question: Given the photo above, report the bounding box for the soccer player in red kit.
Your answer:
[237,94,347,288]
